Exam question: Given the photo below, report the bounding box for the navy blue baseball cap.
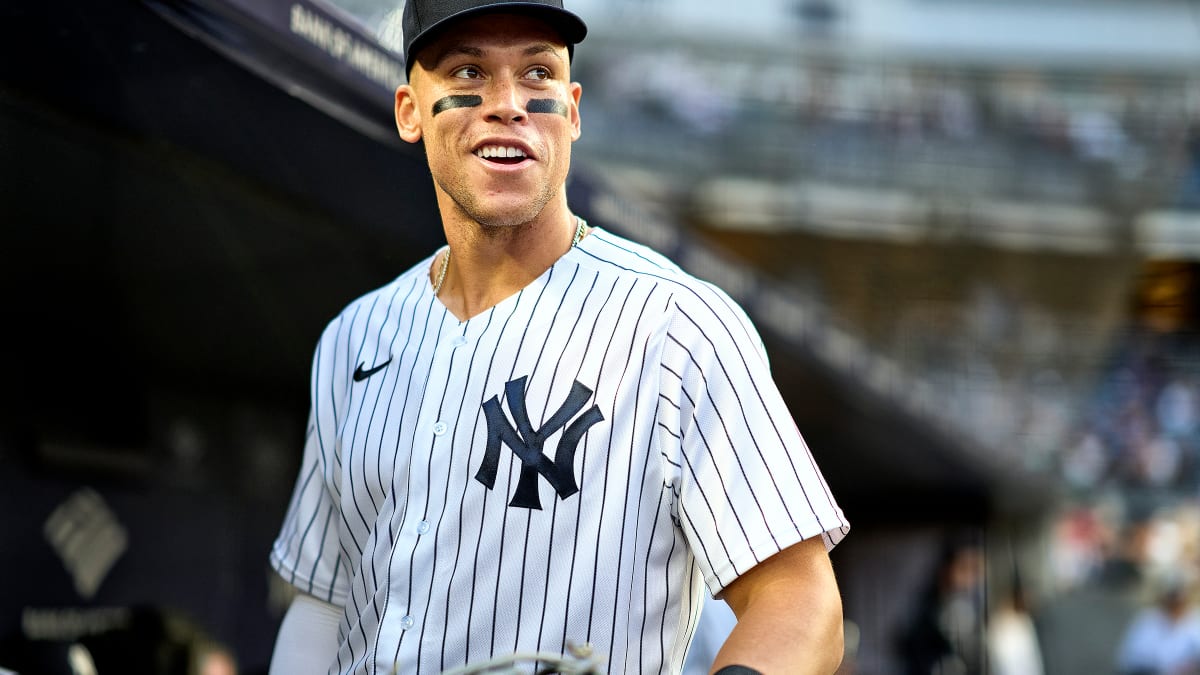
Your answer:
[403,0,588,74]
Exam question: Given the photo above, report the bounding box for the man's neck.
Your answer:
[434,203,580,321]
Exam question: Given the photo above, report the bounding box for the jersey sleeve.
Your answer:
[657,287,849,596]
[269,319,350,606]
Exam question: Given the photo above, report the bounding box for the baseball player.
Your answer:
[266,1,850,673]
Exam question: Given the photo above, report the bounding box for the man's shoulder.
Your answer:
[581,229,758,337]
[580,228,682,277]
[583,228,723,298]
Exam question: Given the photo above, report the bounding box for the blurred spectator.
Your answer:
[1062,430,1111,490]
[196,643,238,675]
[897,533,986,675]
[1069,108,1128,165]
[987,576,1044,675]
[1179,125,1200,208]
[1156,378,1199,440]
[1117,575,1200,675]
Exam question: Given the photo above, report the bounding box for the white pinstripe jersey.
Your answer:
[270,227,849,674]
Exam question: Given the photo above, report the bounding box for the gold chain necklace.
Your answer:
[433,216,588,296]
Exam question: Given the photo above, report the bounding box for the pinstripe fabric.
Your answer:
[270,228,849,674]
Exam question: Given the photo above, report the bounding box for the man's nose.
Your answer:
[483,78,526,124]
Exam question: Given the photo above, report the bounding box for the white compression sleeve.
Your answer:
[268,593,342,675]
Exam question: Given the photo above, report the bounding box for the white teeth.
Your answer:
[475,145,527,159]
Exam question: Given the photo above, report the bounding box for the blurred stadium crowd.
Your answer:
[573,43,1200,208]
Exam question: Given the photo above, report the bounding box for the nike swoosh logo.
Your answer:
[353,357,392,382]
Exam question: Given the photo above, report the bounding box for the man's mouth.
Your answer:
[474,145,528,165]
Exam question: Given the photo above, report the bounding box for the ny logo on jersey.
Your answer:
[476,376,604,510]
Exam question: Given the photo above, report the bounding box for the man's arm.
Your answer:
[711,536,844,674]
[268,592,343,675]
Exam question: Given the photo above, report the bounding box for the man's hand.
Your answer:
[711,537,844,674]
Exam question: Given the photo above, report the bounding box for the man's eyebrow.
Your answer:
[427,44,484,70]
[524,43,564,60]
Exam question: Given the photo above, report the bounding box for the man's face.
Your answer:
[395,13,582,230]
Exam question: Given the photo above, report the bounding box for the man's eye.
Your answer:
[524,67,551,81]
[451,66,482,79]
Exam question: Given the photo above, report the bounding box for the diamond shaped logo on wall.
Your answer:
[43,489,128,600]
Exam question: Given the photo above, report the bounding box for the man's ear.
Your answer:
[568,82,582,142]
[395,84,423,143]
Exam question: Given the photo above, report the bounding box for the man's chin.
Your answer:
[475,213,541,232]
[439,182,554,230]
[463,202,548,231]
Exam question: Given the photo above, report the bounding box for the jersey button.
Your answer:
[450,335,468,348]
[416,520,430,535]
[433,421,448,436]
[399,615,414,630]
